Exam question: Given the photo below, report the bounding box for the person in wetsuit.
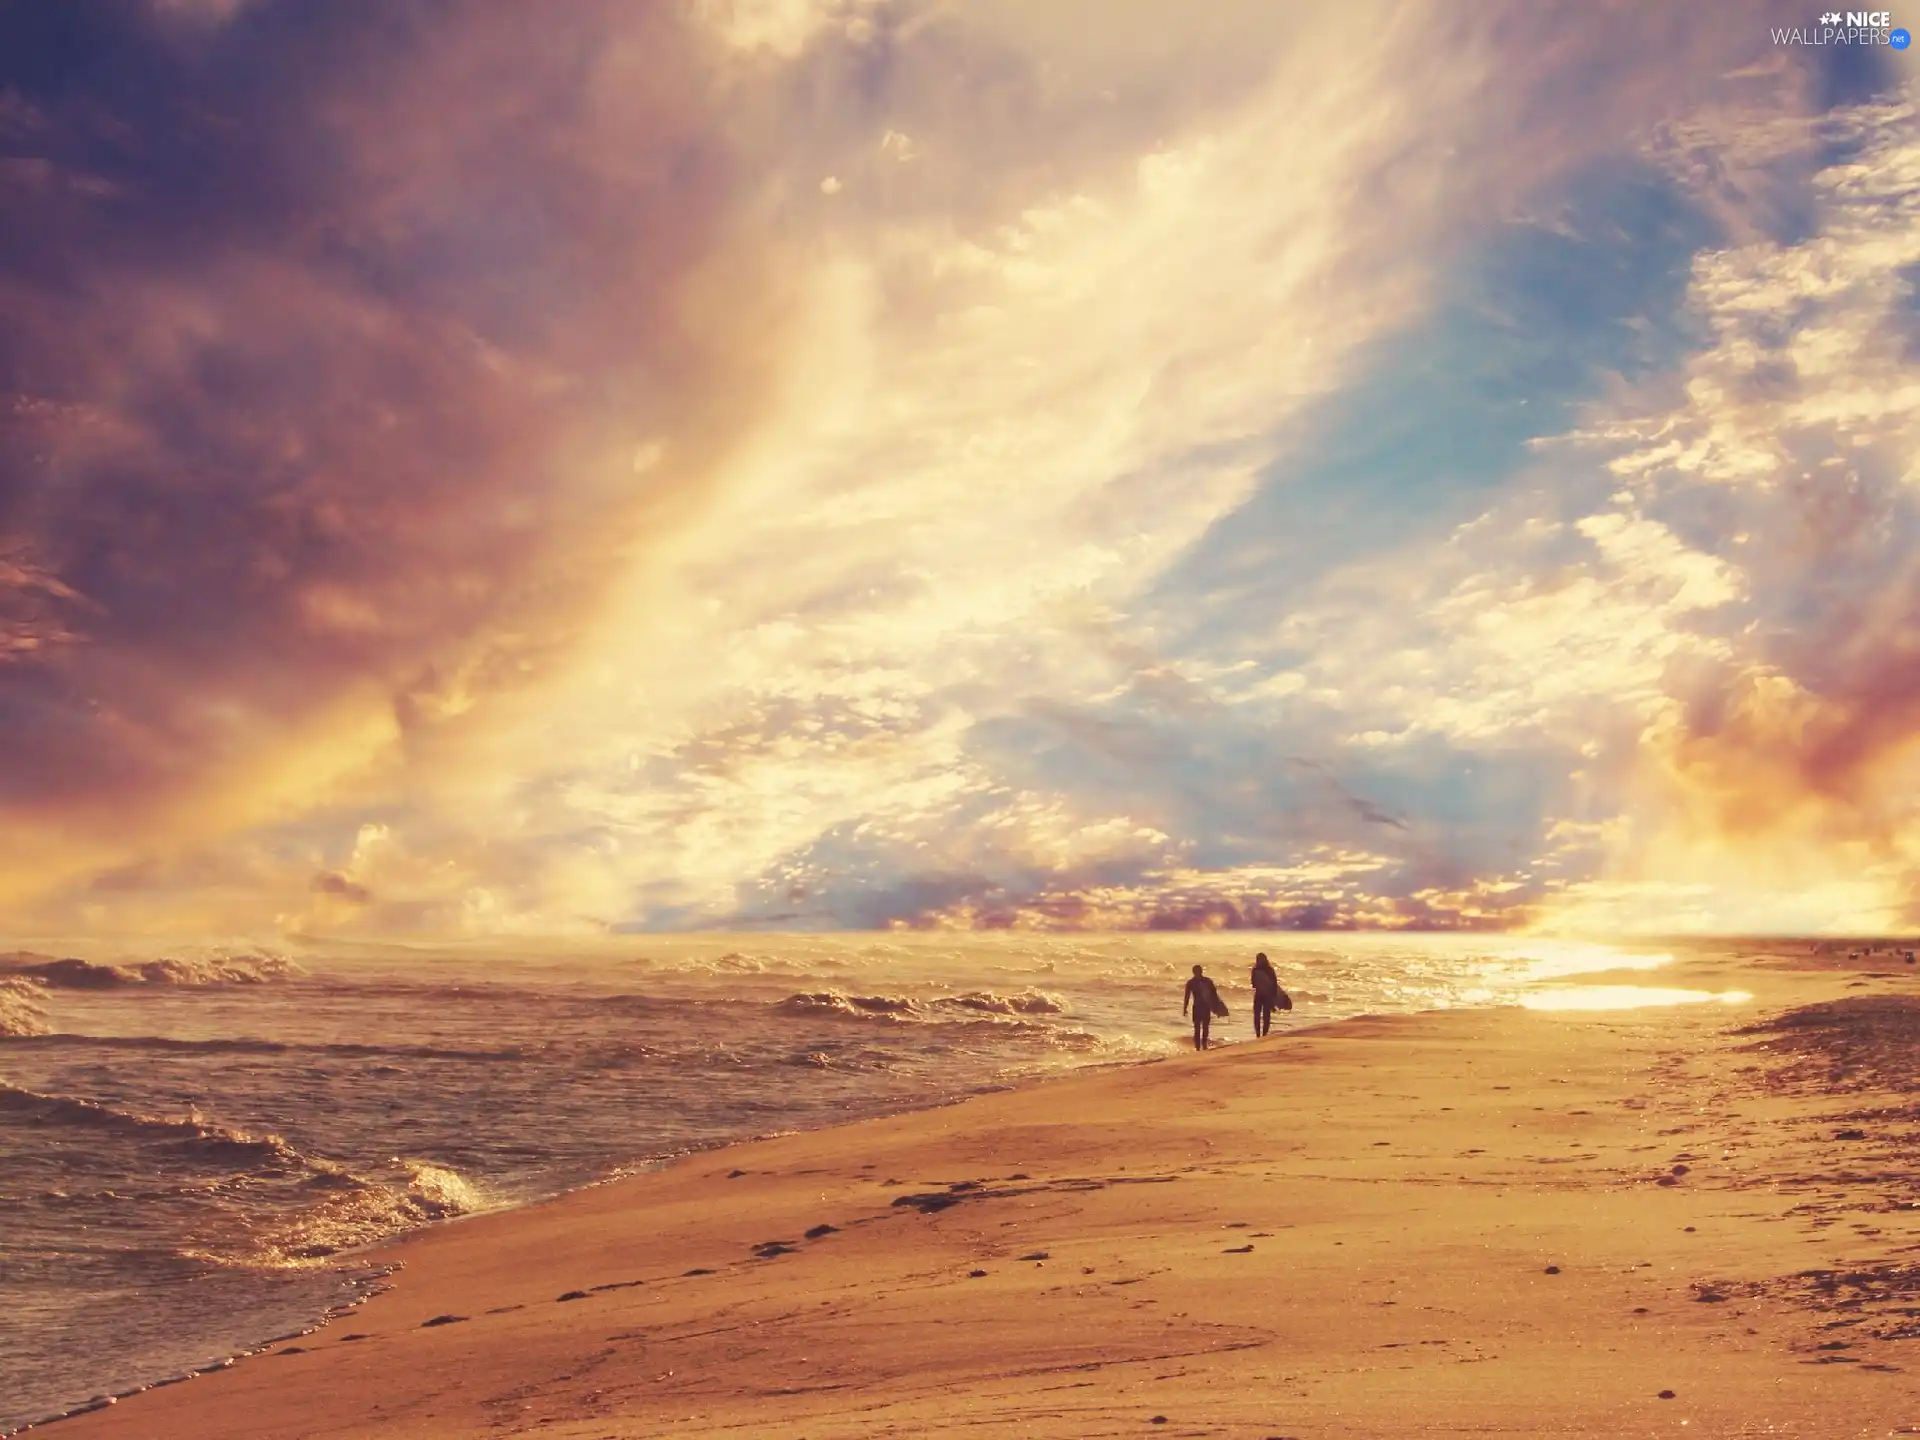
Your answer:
[1250,951,1290,1038]
[1182,964,1224,1050]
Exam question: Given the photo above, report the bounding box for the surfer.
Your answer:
[1250,952,1291,1038]
[1182,964,1227,1050]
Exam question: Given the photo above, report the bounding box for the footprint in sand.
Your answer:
[420,1314,469,1328]
[804,1224,839,1239]
[557,1291,590,1302]
[1225,1245,1255,1254]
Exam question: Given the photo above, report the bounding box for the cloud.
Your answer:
[1566,100,1920,929]
[5,2,1911,938]
[0,1,807,899]
[310,869,370,904]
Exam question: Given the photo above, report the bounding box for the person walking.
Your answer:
[1182,964,1226,1050]
[1250,951,1290,1038]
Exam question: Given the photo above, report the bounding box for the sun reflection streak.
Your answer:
[1519,986,1753,1011]
[1480,940,1676,983]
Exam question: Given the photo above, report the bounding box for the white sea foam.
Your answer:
[935,989,1066,1017]
[775,990,923,1020]
[249,1160,488,1266]
[773,988,1069,1024]
[0,978,49,1037]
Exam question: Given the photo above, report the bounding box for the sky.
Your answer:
[1,0,1917,939]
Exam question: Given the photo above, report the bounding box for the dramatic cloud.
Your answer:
[0,0,807,900]
[2,1,1913,937]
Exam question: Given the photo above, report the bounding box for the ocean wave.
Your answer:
[8,1033,525,1062]
[933,989,1066,1017]
[305,977,558,1007]
[0,950,303,990]
[594,992,700,1015]
[0,1078,485,1270]
[775,991,923,1021]
[628,949,851,976]
[255,1160,486,1264]
[557,1039,665,1069]
[774,988,1068,1025]
[708,950,781,973]
[0,1081,309,1170]
[779,1046,898,1071]
[0,978,49,1037]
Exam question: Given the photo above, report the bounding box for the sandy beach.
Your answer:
[42,948,1920,1439]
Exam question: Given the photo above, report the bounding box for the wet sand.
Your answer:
[46,947,1920,1438]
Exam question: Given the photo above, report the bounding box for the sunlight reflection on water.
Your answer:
[1518,986,1754,1012]
[1498,941,1676,981]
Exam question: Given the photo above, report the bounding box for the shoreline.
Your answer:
[36,947,1920,1437]
[9,1016,1279,1436]
[8,989,1368,1436]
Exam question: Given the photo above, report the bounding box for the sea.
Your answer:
[0,930,1676,1433]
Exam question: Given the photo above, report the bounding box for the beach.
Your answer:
[36,945,1920,1439]
[0,930,1633,1427]
[10,5,1918,1435]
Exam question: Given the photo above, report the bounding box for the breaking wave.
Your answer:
[0,1079,485,1268]
[251,1160,486,1265]
[0,978,49,1038]
[0,950,303,990]
[776,991,922,1020]
[935,990,1066,1017]
[0,1081,310,1168]
[774,988,1068,1024]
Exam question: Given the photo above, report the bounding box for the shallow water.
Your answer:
[0,931,1665,1432]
